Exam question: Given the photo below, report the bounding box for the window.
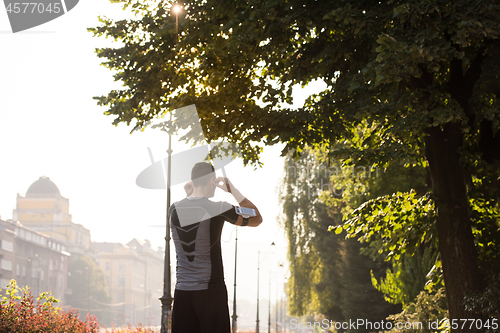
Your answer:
[49,260,53,270]
[16,263,20,276]
[0,279,11,289]
[105,262,110,270]
[1,240,13,252]
[118,262,126,271]
[117,275,126,287]
[0,260,12,271]
[22,265,26,277]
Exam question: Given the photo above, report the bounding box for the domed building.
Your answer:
[12,176,92,257]
[26,176,62,196]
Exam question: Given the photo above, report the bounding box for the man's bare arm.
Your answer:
[231,189,262,227]
[214,177,263,227]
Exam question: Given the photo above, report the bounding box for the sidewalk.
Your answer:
[98,326,160,332]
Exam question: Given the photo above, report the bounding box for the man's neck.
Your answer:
[190,188,210,198]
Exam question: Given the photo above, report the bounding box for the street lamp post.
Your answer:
[256,243,275,333]
[275,282,279,333]
[268,271,271,333]
[174,6,179,38]
[281,281,287,333]
[232,228,238,333]
[160,5,181,333]
[256,251,260,333]
[282,295,284,333]
[269,266,283,333]
[283,278,288,333]
[86,266,89,316]
[34,254,40,297]
[160,112,174,333]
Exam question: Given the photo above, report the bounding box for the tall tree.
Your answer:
[66,256,111,325]
[279,147,400,330]
[90,0,500,326]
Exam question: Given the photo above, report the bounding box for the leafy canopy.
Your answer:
[89,0,500,168]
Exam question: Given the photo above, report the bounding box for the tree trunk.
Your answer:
[424,124,483,332]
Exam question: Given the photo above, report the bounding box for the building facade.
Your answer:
[94,239,164,326]
[0,218,70,301]
[1,176,165,327]
[12,176,93,258]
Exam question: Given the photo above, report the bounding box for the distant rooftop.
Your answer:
[26,176,60,196]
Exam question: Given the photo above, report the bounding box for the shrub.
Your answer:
[0,279,99,333]
[386,287,448,333]
[464,265,500,333]
[1,279,160,333]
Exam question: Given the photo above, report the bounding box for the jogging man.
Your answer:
[169,161,263,333]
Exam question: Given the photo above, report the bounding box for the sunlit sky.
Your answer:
[0,0,326,306]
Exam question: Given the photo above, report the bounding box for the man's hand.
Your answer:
[184,180,194,196]
[214,177,235,193]
[214,177,246,204]
[214,177,262,226]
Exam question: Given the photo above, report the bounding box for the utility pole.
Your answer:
[160,111,174,333]
[232,228,238,333]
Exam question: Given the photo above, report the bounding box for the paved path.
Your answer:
[98,326,160,332]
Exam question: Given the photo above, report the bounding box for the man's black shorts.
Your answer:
[172,284,230,333]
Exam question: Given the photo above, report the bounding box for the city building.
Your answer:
[94,239,164,326]
[1,176,165,327]
[0,218,70,301]
[12,176,93,258]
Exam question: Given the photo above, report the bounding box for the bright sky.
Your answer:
[0,0,326,309]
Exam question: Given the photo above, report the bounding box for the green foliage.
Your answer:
[334,191,437,262]
[279,148,330,316]
[88,0,500,166]
[463,265,500,333]
[279,147,401,326]
[66,256,111,325]
[386,287,447,333]
[371,247,438,306]
[467,164,500,266]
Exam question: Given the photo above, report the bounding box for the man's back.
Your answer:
[169,196,238,291]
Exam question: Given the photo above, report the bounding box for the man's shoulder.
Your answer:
[170,198,234,214]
